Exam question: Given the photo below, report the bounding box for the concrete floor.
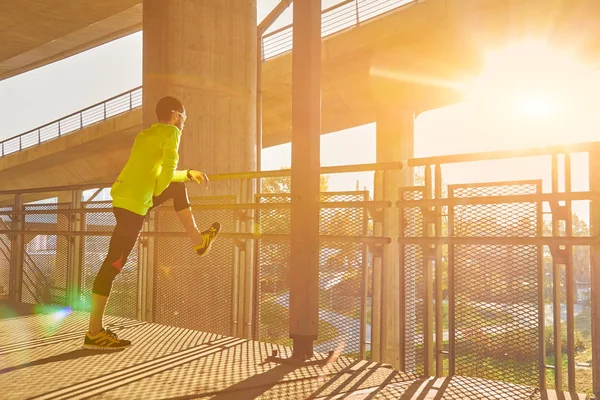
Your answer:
[0,304,588,400]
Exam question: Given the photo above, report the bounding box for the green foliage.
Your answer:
[261,168,330,194]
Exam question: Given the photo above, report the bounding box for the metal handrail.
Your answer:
[261,0,417,60]
[0,87,142,158]
[0,161,404,196]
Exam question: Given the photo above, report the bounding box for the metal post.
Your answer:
[38,129,41,144]
[423,165,434,376]
[80,113,83,129]
[256,36,263,197]
[355,0,360,24]
[434,164,444,377]
[551,154,563,390]
[19,136,22,151]
[448,186,456,376]
[371,171,383,362]
[536,181,546,390]
[103,103,107,119]
[289,0,321,360]
[58,121,61,137]
[67,190,83,308]
[564,153,576,393]
[144,212,156,322]
[9,194,24,303]
[588,143,600,399]
[130,92,133,110]
[232,191,242,337]
[243,179,255,339]
[358,196,370,360]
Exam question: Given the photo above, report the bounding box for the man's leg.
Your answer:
[85,208,144,349]
[151,182,220,256]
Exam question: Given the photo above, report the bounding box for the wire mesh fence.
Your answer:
[255,191,369,356]
[449,181,542,387]
[22,203,70,305]
[0,207,12,300]
[153,196,237,336]
[79,201,138,319]
[0,148,596,396]
[399,187,426,374]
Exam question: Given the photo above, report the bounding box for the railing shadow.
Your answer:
[0,348,122,375]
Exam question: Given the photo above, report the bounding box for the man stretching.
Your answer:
[83,96,220,350]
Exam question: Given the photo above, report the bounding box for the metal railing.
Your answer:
[261,0,416,60]
[0,143,599,397]
[0,87,142,158]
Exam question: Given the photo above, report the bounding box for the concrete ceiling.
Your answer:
[0,0,142,81]
[2,0,600,196]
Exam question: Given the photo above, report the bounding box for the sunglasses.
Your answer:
[171,110,187,122]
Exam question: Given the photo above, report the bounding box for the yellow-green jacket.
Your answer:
[110,123,188,215]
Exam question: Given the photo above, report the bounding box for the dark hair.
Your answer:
[156,96,184,121]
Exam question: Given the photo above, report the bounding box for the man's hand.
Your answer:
[187,170,210,189]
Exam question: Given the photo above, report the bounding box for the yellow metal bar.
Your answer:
[0,162,404,196]
[398,236,598,246]
[407,141,599,167]
[0,201,393,215]
[397,191,600,208]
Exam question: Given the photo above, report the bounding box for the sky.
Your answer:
[1,1,600,220]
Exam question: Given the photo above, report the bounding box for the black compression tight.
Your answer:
[92,182,191,296]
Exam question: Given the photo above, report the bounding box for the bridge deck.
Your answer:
[0,303,586,400]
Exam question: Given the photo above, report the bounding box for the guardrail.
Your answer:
[0,143,598,397]
[261,0,416,60]
[0,87,142,158]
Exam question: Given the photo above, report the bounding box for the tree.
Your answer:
[542,213,590,303]
[257,168,366,303]
[261,169,330,194]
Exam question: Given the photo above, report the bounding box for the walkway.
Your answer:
[0,303,583,399]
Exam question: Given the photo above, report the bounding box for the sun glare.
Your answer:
[469,40,589,119]
[461,39,600,149]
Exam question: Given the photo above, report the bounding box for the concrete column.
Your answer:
[374,108,414,369]
[142,0,257,197]
[289,0,322,360]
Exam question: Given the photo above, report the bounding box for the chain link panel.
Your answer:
[153,196,236,336]
[399,187,425,374]
[450,181,541,386]
[0,206,11,300]
[22,203,70,305]
[80,202,138,318]
[256,192,368,356]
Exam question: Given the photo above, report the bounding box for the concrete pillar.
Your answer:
[289,0,321,360]
[142,0,257,197]
[374,108,414,369]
